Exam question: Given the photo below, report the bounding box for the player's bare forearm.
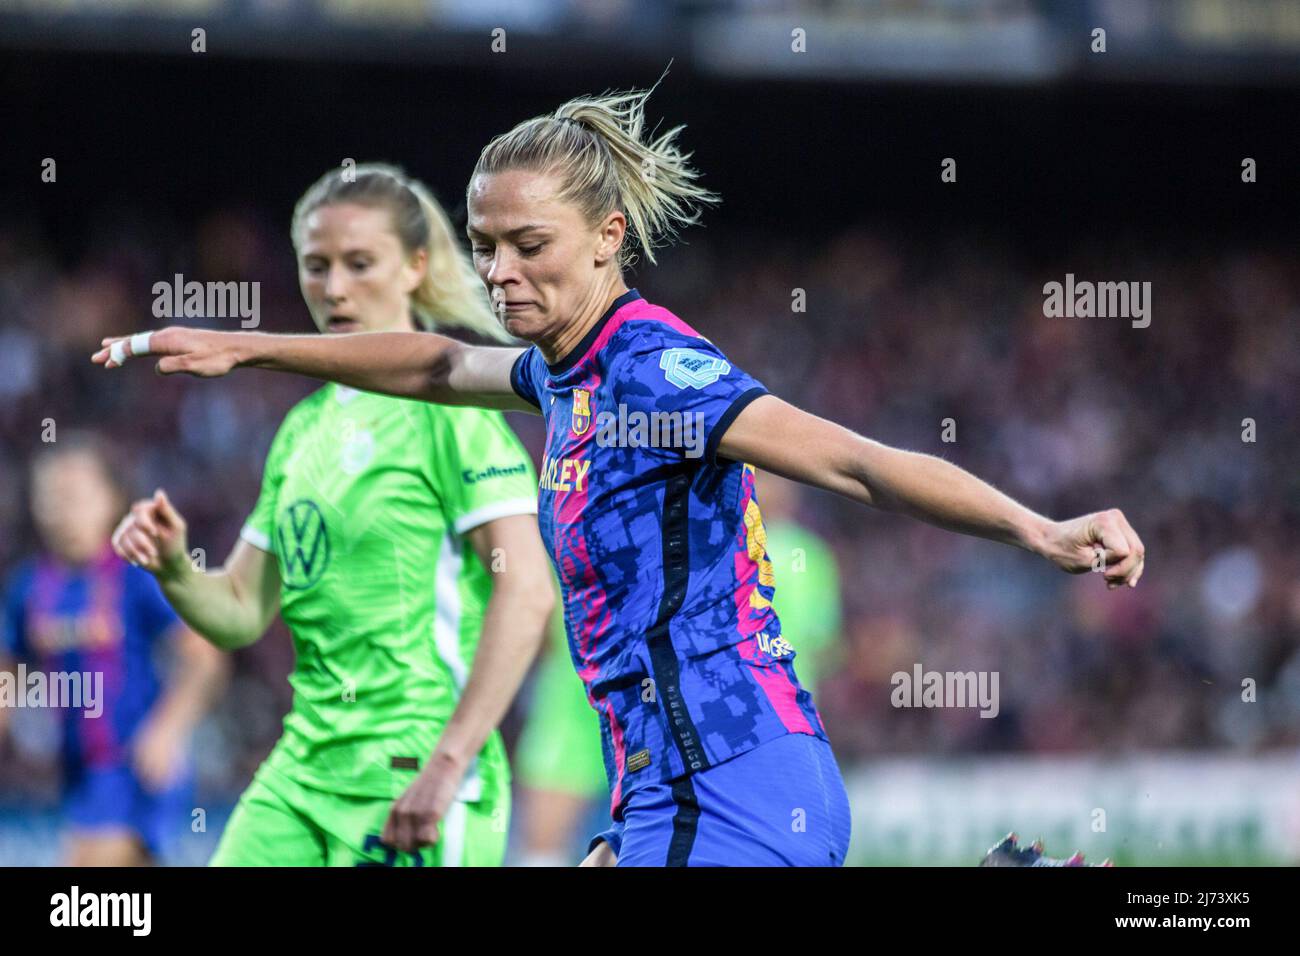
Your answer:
[114,494,281,649]
[131,627,230,791]
[429,589,548,767]
[153,541,280,651]
[144,627,230,736]
[721,396,1045,546]
[249,331,468,403]
[154,566,266,650]
[721,395,1145,587]
[848,444,1050,553]
[432,517,554,767]
[94,327,536,412]
[383,530,550,853]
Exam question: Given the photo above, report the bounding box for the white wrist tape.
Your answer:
[109,332,153,365]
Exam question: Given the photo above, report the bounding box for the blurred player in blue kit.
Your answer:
[0,434,228,865]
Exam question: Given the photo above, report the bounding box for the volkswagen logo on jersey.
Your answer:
[277,498,330,589]
[660,347,731,389]
[572,387,593,435]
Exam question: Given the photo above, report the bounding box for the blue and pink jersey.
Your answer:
[510,288,826,818]
[2,546,179,773]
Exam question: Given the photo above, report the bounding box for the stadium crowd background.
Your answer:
[2,209,1296,798]
[2,0,1298,863]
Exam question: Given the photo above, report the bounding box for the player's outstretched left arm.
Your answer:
[718,395,1145,589]
[92,326,534,413]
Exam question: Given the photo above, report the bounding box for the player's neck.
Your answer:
[540,279,630,367]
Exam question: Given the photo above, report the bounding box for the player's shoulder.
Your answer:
[608,300,714,353]
[605,301,733,381]
[515,343,545,371]
[421,401,527,466]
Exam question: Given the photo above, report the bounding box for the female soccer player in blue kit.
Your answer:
[1,435,228,865]
[95,85,1146,867]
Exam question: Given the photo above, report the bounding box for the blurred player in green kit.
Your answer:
[110,164,554,866]
[514,470,840,865]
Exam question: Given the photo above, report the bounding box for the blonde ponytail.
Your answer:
[472,75,719,268]
[292,162,509,342]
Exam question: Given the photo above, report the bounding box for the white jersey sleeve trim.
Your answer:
[431,532,483,804]
[452,498,539,536]
[239,523,272,553]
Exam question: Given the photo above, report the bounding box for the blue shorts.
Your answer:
[590,732,851,867]
[64,764,194,859]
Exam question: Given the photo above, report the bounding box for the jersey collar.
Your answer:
[546,288,641,375]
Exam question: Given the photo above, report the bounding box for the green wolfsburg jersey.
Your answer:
[240,382,538,801]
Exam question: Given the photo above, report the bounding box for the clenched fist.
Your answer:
[1039,508,1146,589]
[111,489,191,578]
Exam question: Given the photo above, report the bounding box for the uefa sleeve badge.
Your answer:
[660,348,731,389]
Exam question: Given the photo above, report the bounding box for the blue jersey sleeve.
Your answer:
[612,331,768,466]
[125,564,181,646]
[509,347,544,409]
[1,565,33,659]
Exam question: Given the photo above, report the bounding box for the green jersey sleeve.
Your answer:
[424,406,538,534]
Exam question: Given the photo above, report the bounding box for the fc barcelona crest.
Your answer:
[571,388,592,435]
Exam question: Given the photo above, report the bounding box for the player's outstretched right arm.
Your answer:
[92,327,534,413]
[112,489,280,650]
